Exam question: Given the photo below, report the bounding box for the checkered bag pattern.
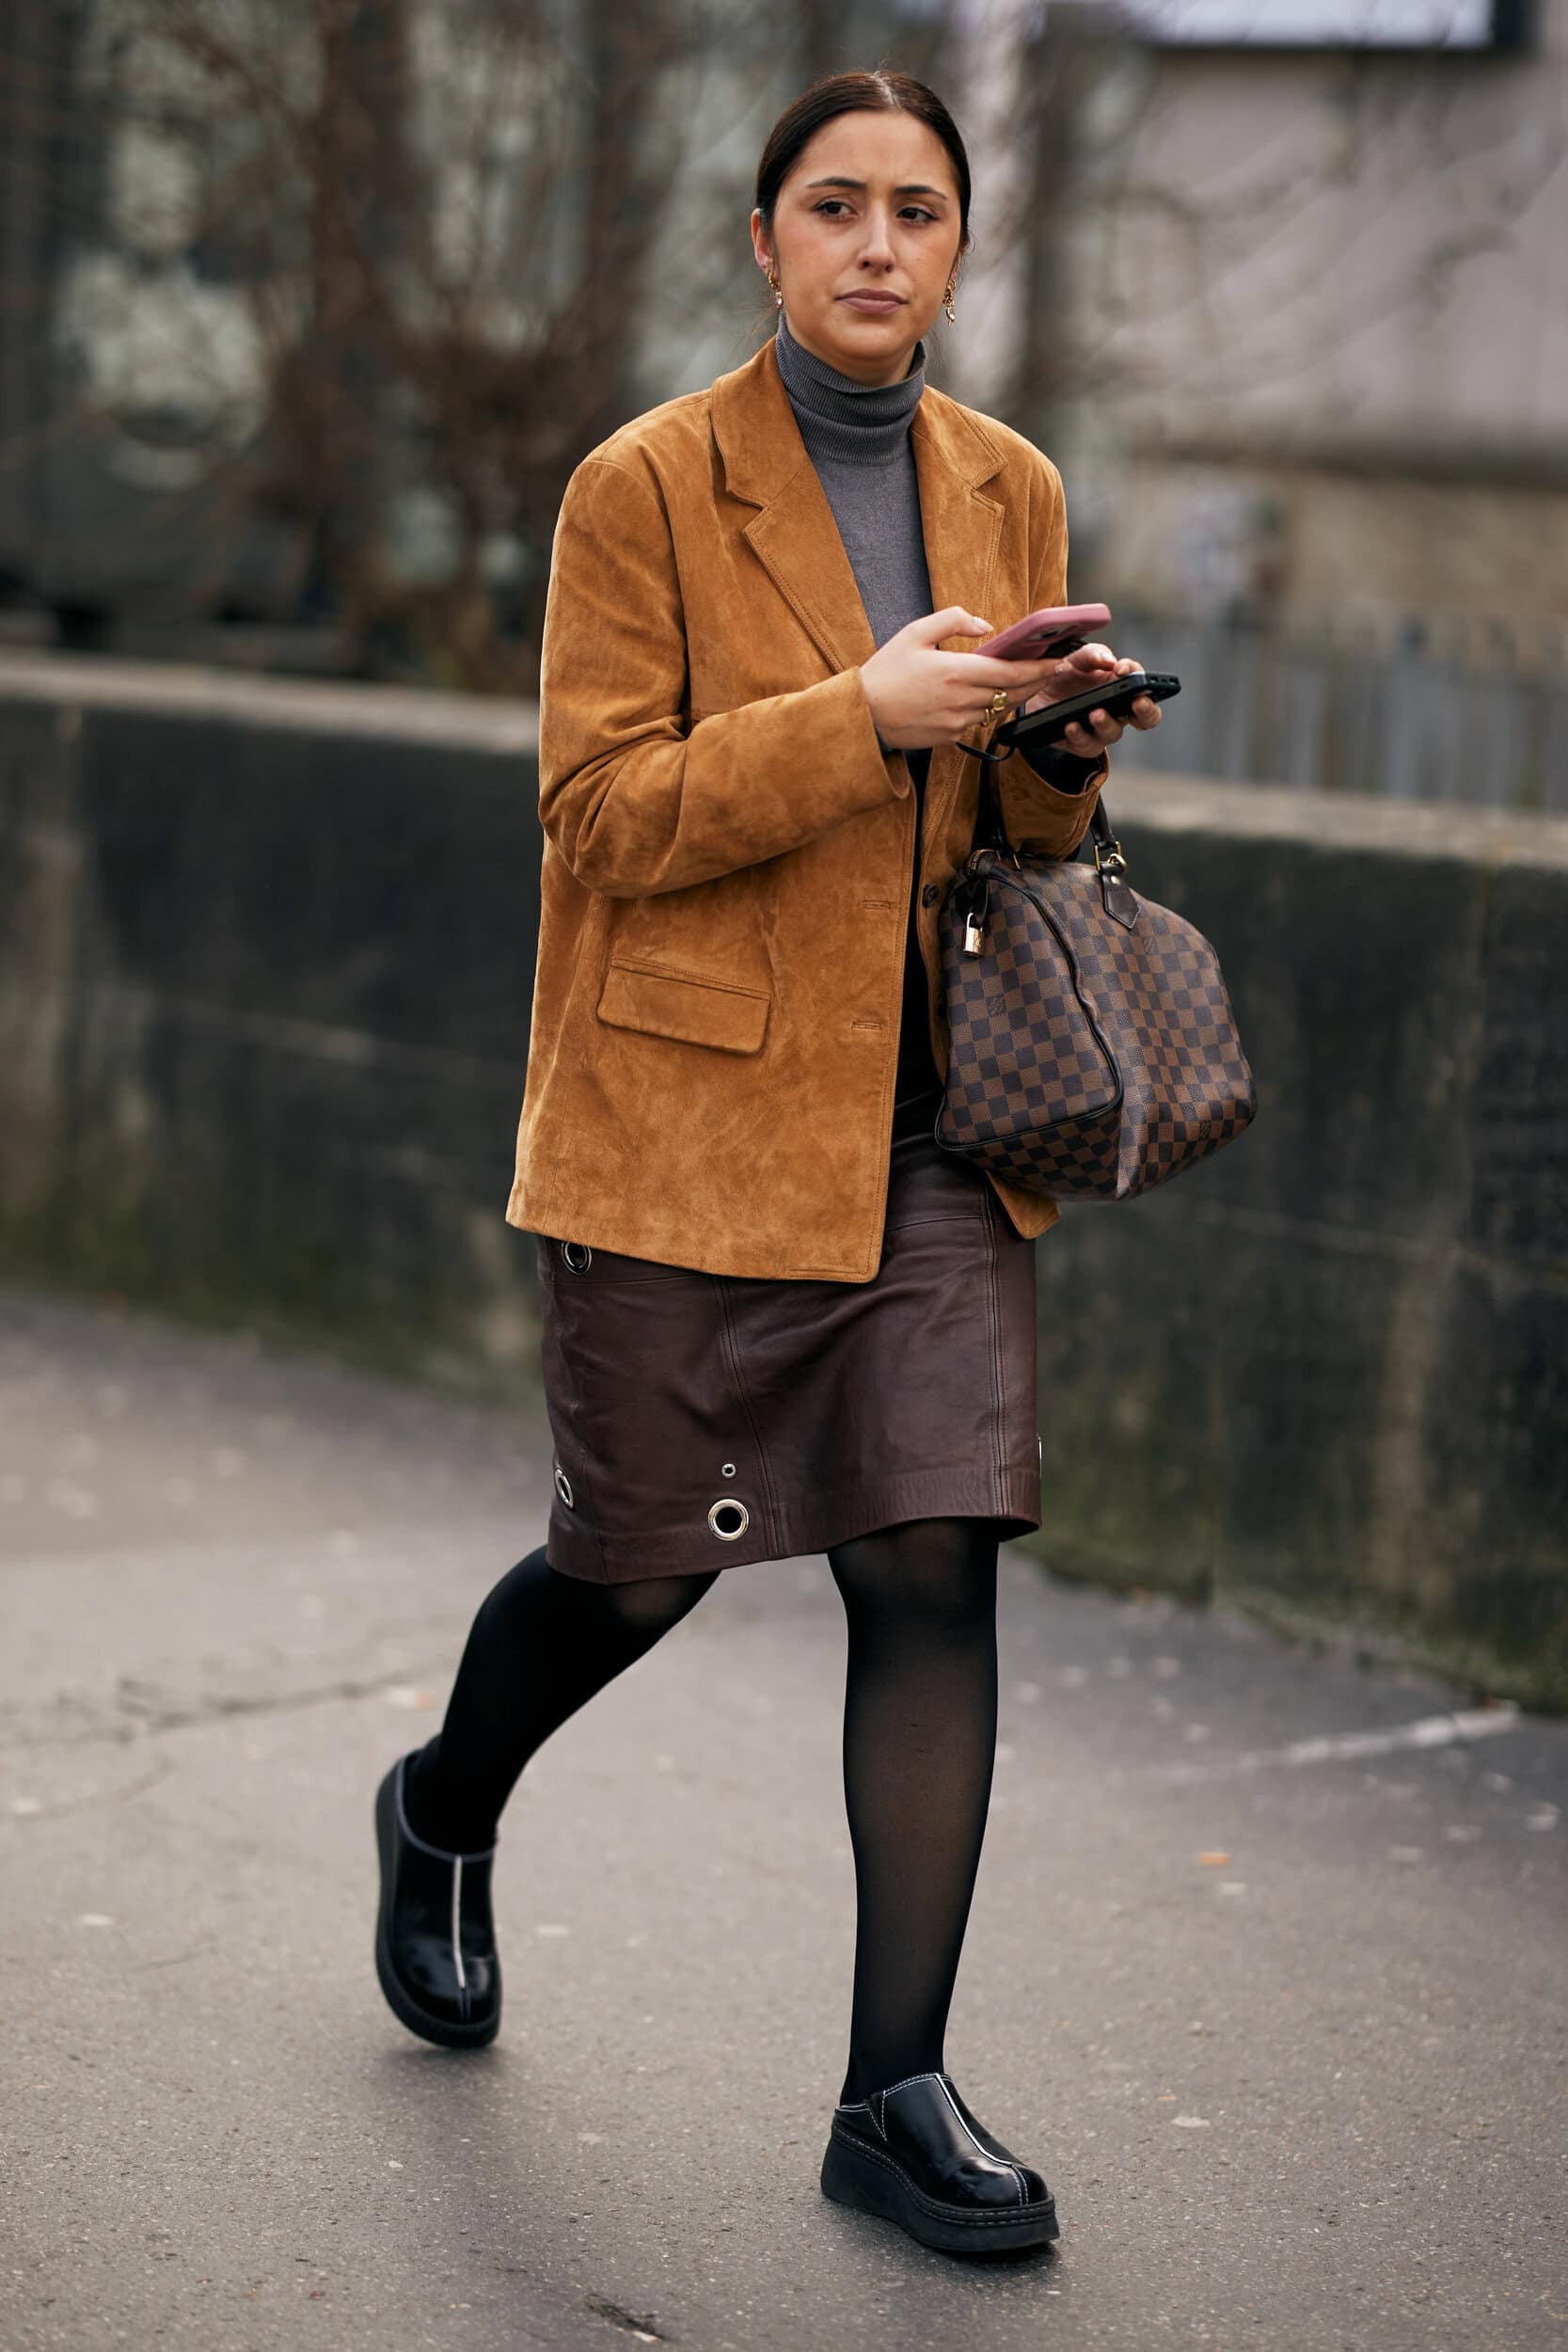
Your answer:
[937,845,1257,1201]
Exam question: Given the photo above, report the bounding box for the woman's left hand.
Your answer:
[1020,644,1163,759]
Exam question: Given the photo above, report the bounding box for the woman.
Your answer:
[374,70,1162,2258]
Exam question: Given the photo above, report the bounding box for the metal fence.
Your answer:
[1106,610,1568,815]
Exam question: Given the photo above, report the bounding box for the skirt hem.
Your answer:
[543,1461,1043,1585]
[533,1127,1040,1586]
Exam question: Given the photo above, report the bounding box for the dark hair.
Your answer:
[754,70,972,246]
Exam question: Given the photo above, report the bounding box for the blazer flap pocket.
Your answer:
[596,961,770,1055]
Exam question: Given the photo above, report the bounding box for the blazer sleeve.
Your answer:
[992,454,1110,862]
[536,454,910,898]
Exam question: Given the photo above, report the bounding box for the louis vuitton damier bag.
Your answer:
[936,758,1257,1201]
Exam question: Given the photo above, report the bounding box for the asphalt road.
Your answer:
[2,1285,1564,2352]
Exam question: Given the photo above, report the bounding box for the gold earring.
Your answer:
[942,278,958,324]
[768,269,783,308]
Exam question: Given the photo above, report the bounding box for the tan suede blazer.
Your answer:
[503,335,1110,1281]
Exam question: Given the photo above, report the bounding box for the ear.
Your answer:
[750,207,772,274]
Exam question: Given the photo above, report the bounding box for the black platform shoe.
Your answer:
[821,2070,1059,2256]
[373,1753,500,2048]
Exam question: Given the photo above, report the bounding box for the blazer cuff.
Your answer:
[1016,738,1107,794]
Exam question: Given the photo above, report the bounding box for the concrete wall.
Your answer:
[2,654,1564,1703]
[0,656,544,1383]
[1030,774,1568,1710]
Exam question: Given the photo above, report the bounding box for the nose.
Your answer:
[857,207,896,270]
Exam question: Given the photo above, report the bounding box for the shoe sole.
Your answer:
[820,2126,1059,2256]
[373,1768,500,2050]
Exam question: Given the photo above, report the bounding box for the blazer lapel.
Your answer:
[744,475,879,675]
[711,341,1010,849]
[910,389,1007,852]
[712,340,878,675]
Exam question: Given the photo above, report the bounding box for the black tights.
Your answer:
[404,1521,1000,2106]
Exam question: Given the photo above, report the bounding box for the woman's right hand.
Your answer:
[858,607,1066,751]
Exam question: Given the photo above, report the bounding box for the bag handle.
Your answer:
[967,731,1138,928]
[971,729,1127,881]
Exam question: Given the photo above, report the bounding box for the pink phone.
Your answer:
[977,603,1112,661]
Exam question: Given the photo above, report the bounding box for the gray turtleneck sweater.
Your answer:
[773,311,1095,1135]
[774,313,942,1129]
[774,309,935,656]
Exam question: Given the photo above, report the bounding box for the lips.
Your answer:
[838,292,905,312]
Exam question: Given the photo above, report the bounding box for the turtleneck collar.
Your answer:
[774,308,926,469]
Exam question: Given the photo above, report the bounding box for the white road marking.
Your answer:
[1268,1706,1520,1766]
[1144,1703,1523,1785]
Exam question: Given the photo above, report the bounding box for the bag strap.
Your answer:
[972,737,1125,875]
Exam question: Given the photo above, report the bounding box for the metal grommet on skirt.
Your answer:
[531,1127,1042,1585]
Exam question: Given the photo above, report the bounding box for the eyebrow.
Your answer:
[801,176,949,199]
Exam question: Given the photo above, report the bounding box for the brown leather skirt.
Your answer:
[531,1126,1042,1583]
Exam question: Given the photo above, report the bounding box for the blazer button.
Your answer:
[921,882,940,907]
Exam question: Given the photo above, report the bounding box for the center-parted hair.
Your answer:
[754,70,973,246]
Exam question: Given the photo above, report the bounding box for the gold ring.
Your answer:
[986,687,1010,718]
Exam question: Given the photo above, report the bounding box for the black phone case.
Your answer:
[1000,670,1180,753]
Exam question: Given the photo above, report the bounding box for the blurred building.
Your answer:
[0,0,938,668]
[1,0,348,648]
[943,0,1565,796]
[954,2,1562,629]
[2,0,1562,797]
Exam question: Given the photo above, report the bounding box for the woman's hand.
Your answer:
[859,607,1070,751]
[1020,643,1164,758]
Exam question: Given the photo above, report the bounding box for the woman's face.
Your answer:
[751,108,965,387]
